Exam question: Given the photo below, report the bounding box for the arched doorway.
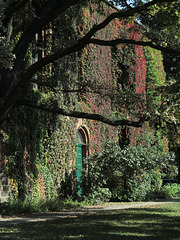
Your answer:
[75,127,89,196]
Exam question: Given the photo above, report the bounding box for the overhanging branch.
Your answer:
[18,0,177,82]
[0,0,177,125]
[89,38,180,55]
[15,100,147,127]
[5,0,29,17]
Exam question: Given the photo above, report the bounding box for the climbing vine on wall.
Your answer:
[144,46,166,110]
[2,0,166,200]
[3,5,79,200]
[77,0,148,147]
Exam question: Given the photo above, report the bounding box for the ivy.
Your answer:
[2,0,168,201]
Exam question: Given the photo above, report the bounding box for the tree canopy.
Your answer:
[0,0,179,129]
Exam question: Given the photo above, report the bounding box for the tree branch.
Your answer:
[0,0,177,125]
[5,0,29,17]
[13,0,81,67]
[15,99,147,127]
[22,0,178,80]
[0,0,81,115]
[89,38,180,55]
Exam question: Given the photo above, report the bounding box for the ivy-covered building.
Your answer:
[0,0,165,201]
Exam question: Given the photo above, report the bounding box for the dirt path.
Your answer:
[0,198,179,226]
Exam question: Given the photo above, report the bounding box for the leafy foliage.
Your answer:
[0,196,88,216]
[81,132,169,202]
[1,0,179,201]
[161,183,180,198]
[0,0,179,125]
[143,1,180,50]
[3,96,77,200]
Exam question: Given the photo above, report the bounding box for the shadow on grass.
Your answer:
[0,203,180,240]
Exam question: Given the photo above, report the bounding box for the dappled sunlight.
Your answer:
[0,203,180,240]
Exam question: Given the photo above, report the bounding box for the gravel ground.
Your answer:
[0,198,179,226]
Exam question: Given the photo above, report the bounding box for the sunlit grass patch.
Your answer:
[0,203,179,240]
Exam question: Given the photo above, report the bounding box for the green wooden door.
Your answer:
[76,143,83,196]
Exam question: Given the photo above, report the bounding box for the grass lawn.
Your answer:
[0,203,180,240]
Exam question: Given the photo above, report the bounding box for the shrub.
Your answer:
[83,188,112,205]
[0,196,88,216]
[81,139,167,202]
[161,183,180,198]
